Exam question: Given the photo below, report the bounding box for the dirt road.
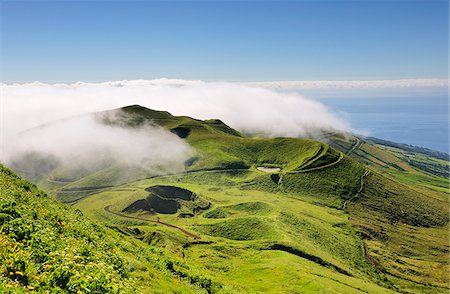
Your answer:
[104,205,201,239]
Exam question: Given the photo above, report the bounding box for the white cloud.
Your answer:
[241,78,448,90]
[1,79,353,144]
[4,114,193,172]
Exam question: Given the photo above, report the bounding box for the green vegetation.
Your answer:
[0,166,133,292]
[0,165,229,293]
[223,201,272,214]
[348,172,449,288]
[203,208,232,219]
[198,217,278,241]
[326,133,450,195]
[5,105,450,293]
[204,201,272,219]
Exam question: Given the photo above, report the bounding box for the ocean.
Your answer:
[317,95,449,153]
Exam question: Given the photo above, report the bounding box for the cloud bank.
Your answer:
[4,114,194,174]
[241,78,448,90]
[2,78,352,142]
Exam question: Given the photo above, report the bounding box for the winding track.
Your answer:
[288,152,344,174]
[103,205,201,240]
[342,170,370,210]
[346,137,361,156]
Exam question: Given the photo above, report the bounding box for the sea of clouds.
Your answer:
[2,79,353,140]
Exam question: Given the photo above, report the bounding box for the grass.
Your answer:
[334,137,450,195]
[6,105,450,293]
[204,201,273,219]
[73,168,397,292]
[72,154,447,293]
[185,245,393,293]
[223,201,273,214]
[347,172,449,289]
[197,217,279,241]
[0,164,228,293]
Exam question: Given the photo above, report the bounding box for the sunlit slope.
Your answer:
[320,132,450,291]
[348,171,449,290]
[0,165,226,293]
[322,132,449,195]
[74,165,395,293]
[75,147,448,293]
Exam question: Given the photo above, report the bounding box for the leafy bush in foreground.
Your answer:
[0,165,134,293]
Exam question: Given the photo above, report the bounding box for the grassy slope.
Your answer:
[74,150,448,292]
[326,132,450,292]
[74,170,393,293]
[7,105,450,293]
[326,133,449,195]
[348,172,449,291]
[0,165,227,293]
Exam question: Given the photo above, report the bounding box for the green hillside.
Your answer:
[324,132,449,194]
[0,165,227,293]
[4,105,449,293]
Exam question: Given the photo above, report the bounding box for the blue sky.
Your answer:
[1,0,448,82]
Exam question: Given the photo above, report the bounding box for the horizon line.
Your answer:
[2,77,448,89]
